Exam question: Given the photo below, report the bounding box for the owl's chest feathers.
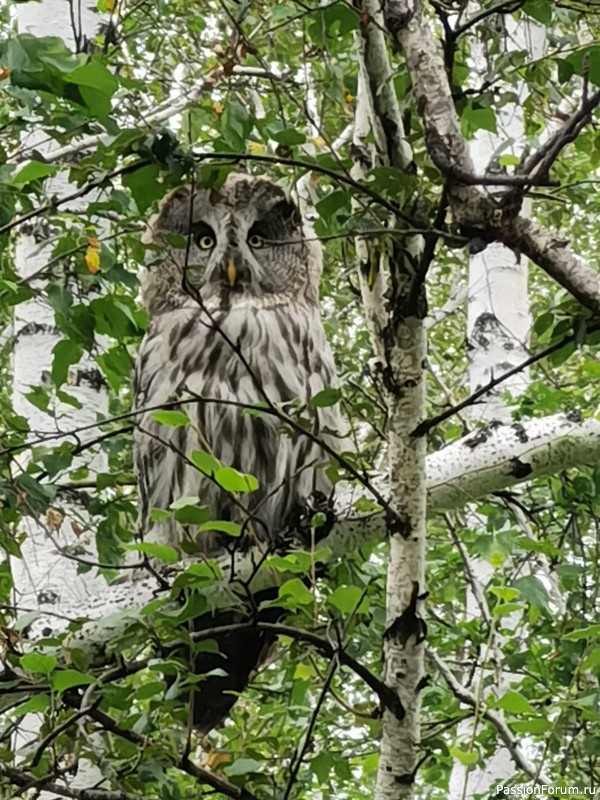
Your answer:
[151,298,333,403]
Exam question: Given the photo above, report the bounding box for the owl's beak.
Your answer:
[226,261,237,287]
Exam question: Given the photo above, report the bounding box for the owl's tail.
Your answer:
[186,589,281,734]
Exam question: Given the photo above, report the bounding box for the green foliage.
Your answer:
[0,0,599,797]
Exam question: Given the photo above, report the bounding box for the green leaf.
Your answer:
[328,585,366,614]
[14,474,55,512]
[12,161,59,185]
[461,103,497,136]
[266,552,314,574]
[582,649,600,671]
[173,503,212,525]
[449,746,479,766]
[311,752,333,783]
[224,758,263,777]
[270,129,306,145]
[20,652,57,674]
[122,164,164,213]
[129,542,179,564]
[199,520,241,537]
[25,385,50,412]
[51,339,83,388]
[66,60,117,95]
[47,283,73,318]
[563,624,600,641]
[52,669,95,692]
[150,410,189,427]
[522,0,552,24]
[309,387,342,408]
[278,578,313,606]
[189,450,221,477]
[11,694,50,717]
[492,602,525,618]
[214,467,259,494]
[90,296,138,339]
[169,496,200,510]
[511,718,553,734]
[512,575,550,610]
[496,690,536,715]
[490,586,520,602]
[221,102,252,148]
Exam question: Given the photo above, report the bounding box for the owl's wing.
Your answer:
[132,314,177,539]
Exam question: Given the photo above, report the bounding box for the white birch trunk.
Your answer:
[448,14,546,797]
[353,6,427,796]
[12,0,108,792]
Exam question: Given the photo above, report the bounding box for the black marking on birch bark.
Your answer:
[510,422,529,444]
[416,674,430,693]
[463,420,502,449]
[380,687,406,720]
[384,582,428,646]
[380,362,400,396]
[509,457,532,479]
[16,322,60,339]
[71,368,106,391]
[384,0,413,52]
[471,311,500,349]
[37,589,59,604]
[349,142,372,170]
[463,426,493,449]
[385,508,411,539]
[395,753,429,784]
[565,408,582,422]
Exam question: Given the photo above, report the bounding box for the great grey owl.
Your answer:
[133,173,345,731]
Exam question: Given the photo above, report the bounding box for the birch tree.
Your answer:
[449,12,546,796]
[0,2,599,799]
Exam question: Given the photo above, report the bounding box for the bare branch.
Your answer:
[499,216,600,313]
[0,766,138,800]
[522,90,600,179]
[427,647,552,784]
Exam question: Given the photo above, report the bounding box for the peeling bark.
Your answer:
[356,4,427,797]
[389,0,600,314]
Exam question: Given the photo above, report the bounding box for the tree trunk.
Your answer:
[448,13,546,797]
[12,0,107,792]
[353,5,427,797]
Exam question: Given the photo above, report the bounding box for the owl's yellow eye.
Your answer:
[248,234,265,249]
[196,234,215,250]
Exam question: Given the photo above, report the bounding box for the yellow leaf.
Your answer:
[307,135,325,148]
[212,101,224,117]
[85,247,100,274]
[0,67,10,81]
[105,0,116,9]
[248,142,265,155]
[200,751,232,770]
[343,88,354,103]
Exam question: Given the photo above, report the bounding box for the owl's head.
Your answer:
[141,173,323,313]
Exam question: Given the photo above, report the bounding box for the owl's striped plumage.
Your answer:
[133,174,345,730]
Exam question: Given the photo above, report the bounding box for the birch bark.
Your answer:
[449,14,547,796]
[12,0,108,791]
[353,4,427,796]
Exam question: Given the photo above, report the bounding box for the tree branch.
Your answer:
[427,647,552,784]
[498,216,600,313]
[386,0,600,313]
[521,90,600,179]
[0,767,138,800]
